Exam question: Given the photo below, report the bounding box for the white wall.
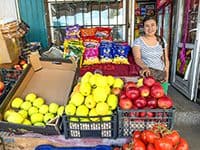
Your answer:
[0,0,19,20]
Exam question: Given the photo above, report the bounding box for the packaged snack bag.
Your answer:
[95,27,112,40]
[65,24,81,40]
[80,28,97,38]
[82,47,99,65]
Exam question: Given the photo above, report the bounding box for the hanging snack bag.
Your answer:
[80,27,97,38]
[95,27,112,40]
[113,43,131,64]
[99,41,114,63]
[65,24,81,40]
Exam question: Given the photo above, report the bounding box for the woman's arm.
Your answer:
[132,46,151,76]
[164,47,170,81]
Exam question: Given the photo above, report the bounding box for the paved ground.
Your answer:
[168,85,200,150]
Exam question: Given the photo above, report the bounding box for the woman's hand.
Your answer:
[139,67,151,77]
[164,67,169,82]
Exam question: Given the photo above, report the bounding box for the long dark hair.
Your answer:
[143,15,164,48]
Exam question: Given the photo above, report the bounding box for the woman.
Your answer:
[132,15,169,82]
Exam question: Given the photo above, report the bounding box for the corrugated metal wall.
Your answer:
[18,0,48,49]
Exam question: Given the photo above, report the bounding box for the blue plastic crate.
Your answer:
[35,145,112,150]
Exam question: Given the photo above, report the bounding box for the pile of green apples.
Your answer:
[65,72,124,122]
[3,93,65,126]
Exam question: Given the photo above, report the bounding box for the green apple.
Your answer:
[3,109,15,121]
[102,110,113,121]
[28,106,38,116]
[20,101,32,111]
[22,64,28,69]
[7,112,24,124]
[96,75,108,87]
[70,117,78,122]
[80,118,90,122]
[106,75,115,87]
[76,105,89,116]
[23,119,32,125]
[93,87,108,103]
[89,74,98,87]
[25,93,37,102]
[49,103,59,114]
[44,113,55,123]
[105,85,111,95]
[80,82,91,96]
[113,78,124,89]
[11,97,23,109]
[95,102,109,116]
[106,94,118,110]
[81,72,93,83]
[57,106,64,116]
[33,97,45,108]
[39,104,49,114]
[70,92,84,106]
[89,108,99,122]
[18,110,28,118]
[84,95,96,109]
[65,103,76,116]
[30,113,44,124]
[34,122,45,127]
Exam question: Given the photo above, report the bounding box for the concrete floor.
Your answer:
[168,85,200,150]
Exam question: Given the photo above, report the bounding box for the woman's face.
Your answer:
[143,19,157,36]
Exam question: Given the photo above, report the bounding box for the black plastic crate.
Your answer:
[118,107,175,137]
[1,68,22,83]
[62,112,118,139]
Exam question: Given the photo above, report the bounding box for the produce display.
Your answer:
[62,72,123,138]
[118,77,174,137]
[65,71,124,122]
[3,93,65,126]
[119,76,173,110]
[113,124,189,150]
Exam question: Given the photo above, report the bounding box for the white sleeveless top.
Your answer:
[133,37,167,71]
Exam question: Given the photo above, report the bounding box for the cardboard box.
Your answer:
[0,31,20,64]
[0,60,78,135]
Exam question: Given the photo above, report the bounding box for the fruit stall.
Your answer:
[0,2,192,150]
[0,22,190,149]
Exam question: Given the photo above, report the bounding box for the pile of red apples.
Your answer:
[119,77,173,110]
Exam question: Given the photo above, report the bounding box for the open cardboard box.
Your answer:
[0,59,78,135]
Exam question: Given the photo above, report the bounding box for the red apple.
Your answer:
[134,97,147,108]
[19,60,27,65]
[129,105,139,117]
[119,90,127,99]
[139,111,146,117]
[124,81,136,91]
[14,64,22,71]
[111,87,121,96]
[139,85,150,97]
[126,87,140,100]
[146,96,158,109]
[119,98,133,110]
[143,76,156,87]
[0,81,5,92]
[150,84,165,98]
[157,96,173,109]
